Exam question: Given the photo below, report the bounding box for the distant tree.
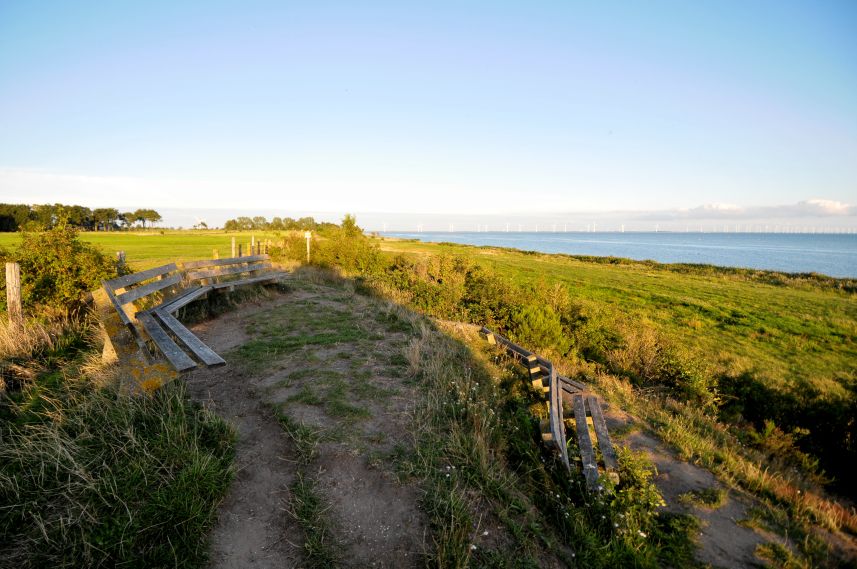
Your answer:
[144,209,162,227]
[252,216,267,230]
[224,219,239,231]
[0,203,32,232]
[270,216,284,230]
[119,212,135,229]
[92,208,119,231]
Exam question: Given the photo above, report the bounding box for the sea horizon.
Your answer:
[380,231,857,279]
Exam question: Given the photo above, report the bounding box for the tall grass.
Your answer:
[0,317,235,568]
[396,313,701,567]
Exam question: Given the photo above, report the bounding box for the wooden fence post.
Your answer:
[5,262,22,325]
[238,244,242,257]
[305,231,311,263]
[231,237,236,257]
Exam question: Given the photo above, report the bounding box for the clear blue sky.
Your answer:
[1,0,855,223]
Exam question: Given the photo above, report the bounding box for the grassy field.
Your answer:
[375,238,857,399]
[0,230,286,271]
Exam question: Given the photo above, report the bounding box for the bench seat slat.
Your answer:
[154,310,225,367]
[210,272,289,289]
[136,312,197,372]
[115,273,183,305]
[549,365,571,470]
[182,254,268,270]
[573,395,599,489]
[586,395,619,472]
[159,285,212,314]
[105,263,178,290]
[187,262,269,281]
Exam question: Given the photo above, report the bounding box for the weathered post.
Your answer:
[305,231,311,263]
[5,262,22,325]
[238,244,242,257]
[231,237,236,257]
[251,235,255,249]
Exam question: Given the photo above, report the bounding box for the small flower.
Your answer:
[470,544,477,551]
[482,530,489,536]
[638,531,647,538]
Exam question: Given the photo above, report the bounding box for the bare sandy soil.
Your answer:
[185,284,427,568]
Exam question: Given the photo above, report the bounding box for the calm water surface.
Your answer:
[381,232,857,278]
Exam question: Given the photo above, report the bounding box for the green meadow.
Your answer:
[376,238,857,399]
[0,230,283,271]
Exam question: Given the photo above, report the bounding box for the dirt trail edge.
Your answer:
[185,281,427,568]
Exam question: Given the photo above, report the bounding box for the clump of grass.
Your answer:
[273,409,321,465]
[286,472,340,568]
[288,384,324,406]
[679,487,728,509]
[0,315,91,391]
[0,374,234,567]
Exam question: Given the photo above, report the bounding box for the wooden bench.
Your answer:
[102,254,290,373]
[182,254,286,290]
[480,326,619,490]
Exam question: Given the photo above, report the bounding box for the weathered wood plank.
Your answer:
[136,312,197,372]
[182,254,268,270]
[186,262,269,281]
[159,285,211,314]
[102,282,133,326]
[154,310,225,367]
[551,365,570,470]
[587,395,619,472]
[482,327,587,390]
[210,272,289,289]
[115,273,183,305]
[573,395,599,489]
[104,263,177,290]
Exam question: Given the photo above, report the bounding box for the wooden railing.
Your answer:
[480,326,619,490]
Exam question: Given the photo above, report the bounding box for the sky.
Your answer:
[1,0,856,229]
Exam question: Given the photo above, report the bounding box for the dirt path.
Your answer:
[185,281,427,567]
[603,406,773,568]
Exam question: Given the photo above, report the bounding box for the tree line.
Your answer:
[0,203,162,232]
[222,215,337,232]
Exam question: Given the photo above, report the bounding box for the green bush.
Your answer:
[511,303,567,353]
[313,214,382,275]
[0,222,116,314]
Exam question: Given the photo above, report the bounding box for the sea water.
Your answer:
[381,232,857,278]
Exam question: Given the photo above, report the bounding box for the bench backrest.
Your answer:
[182,254,272,285]
[102,263,183,324]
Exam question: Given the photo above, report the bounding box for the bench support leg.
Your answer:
[93,289,180,395]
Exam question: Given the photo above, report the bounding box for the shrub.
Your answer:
[511,303,567,353]
[0,222,116,314]
[313,214,382,275]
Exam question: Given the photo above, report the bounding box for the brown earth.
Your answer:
[184,282,427,568]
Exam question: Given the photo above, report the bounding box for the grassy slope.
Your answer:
[376,238,857,398]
